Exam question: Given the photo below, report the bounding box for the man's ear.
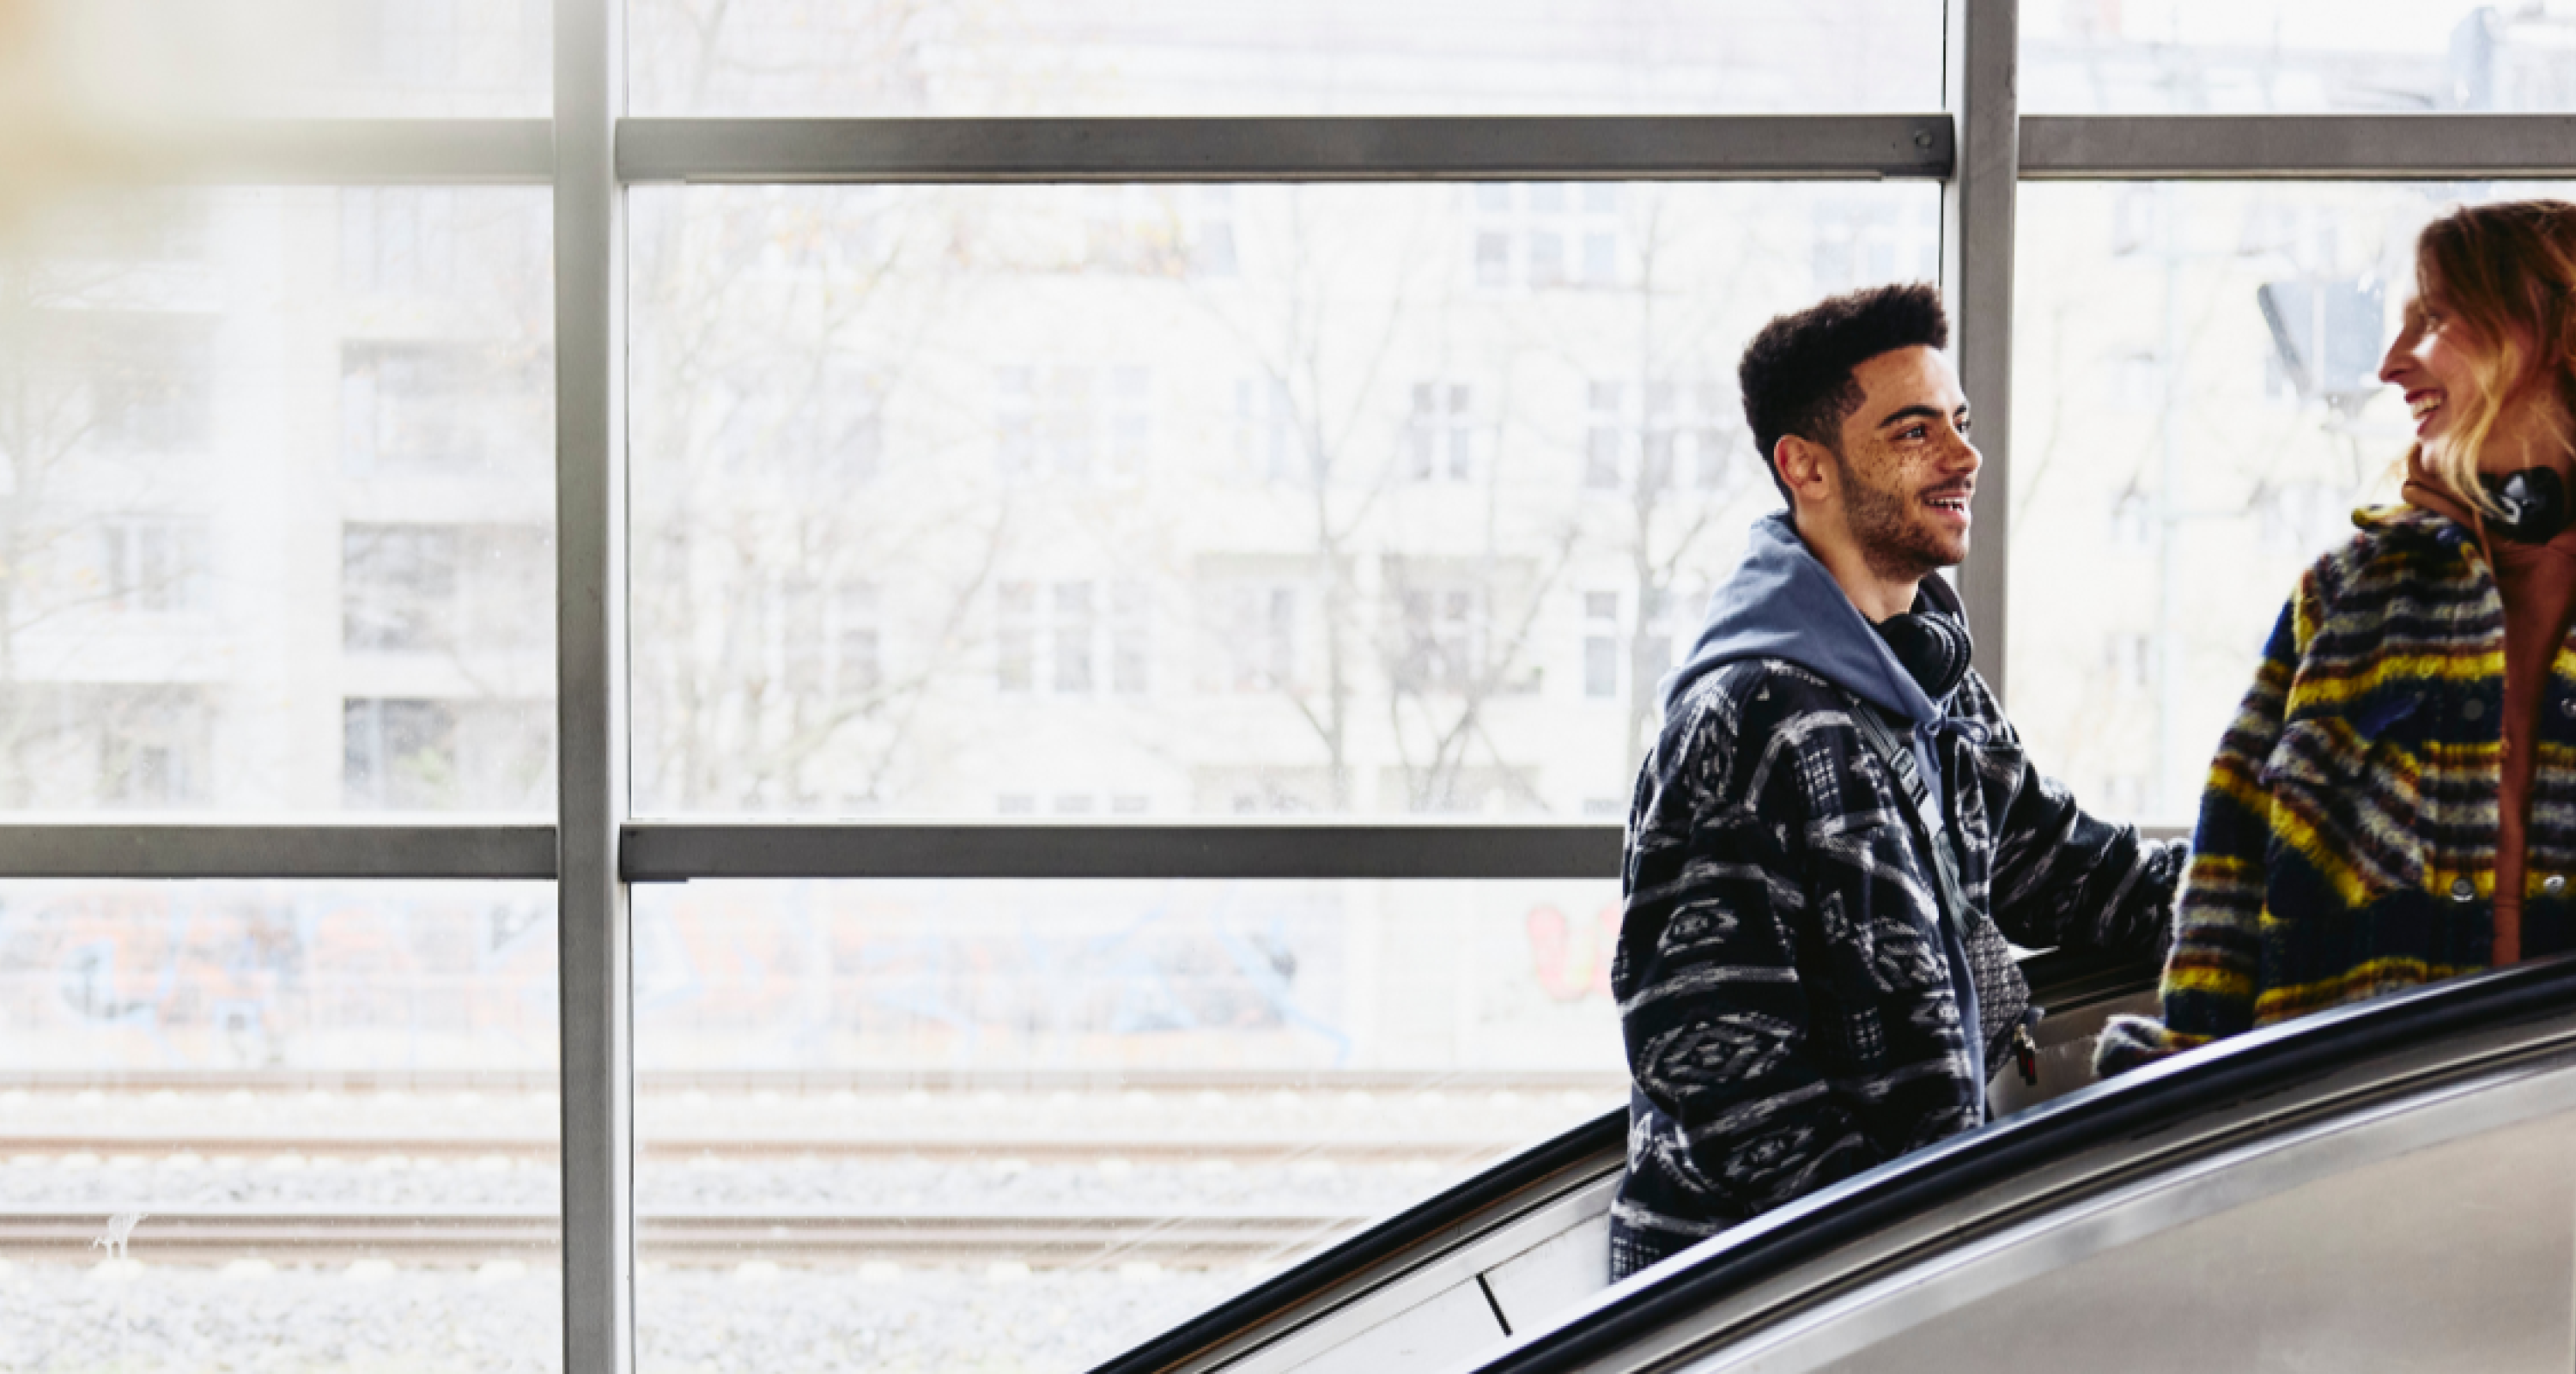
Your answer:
[1774,434,1834,510]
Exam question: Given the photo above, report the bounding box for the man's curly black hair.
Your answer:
[1737,282,1949,506]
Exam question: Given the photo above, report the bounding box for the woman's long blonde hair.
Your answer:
[2410,199,2576,514]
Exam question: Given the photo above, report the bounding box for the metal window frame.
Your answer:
[27,3,2576,1370]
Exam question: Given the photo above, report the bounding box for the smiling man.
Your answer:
[1607,283,2184,1280]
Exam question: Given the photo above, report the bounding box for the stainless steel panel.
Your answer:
[616,116,1954,184]
[1689,1065,2576,1374]
[0,824,556,879]
[1297,1281,1507,1374]
[2020,114,2576,180]
[1225,1173,1622,1374]
[1483,1212,1618,1337]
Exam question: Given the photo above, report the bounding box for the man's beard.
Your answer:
[1832,449,1960,586]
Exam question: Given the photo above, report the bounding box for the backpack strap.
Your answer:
[1844,696,1971,941]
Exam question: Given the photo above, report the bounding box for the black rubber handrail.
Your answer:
[1470,953,2576,1374]
[1084,950,2158,1374]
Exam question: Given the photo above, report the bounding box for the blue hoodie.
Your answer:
[1656,509,1990,1103]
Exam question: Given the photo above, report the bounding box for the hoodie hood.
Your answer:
[1659,510,1956,726]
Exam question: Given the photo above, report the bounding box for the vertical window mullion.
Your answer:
[1943,0,2019,706]
[556,0,630,1368]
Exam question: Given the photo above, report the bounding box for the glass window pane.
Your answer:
[2008,181,2576,827]
[629,1,1941,116]
[0,186,555,814]
[629,181,1941,818]
[16,0,547,119]
[0,880,559,1370]
[2026,2,2576,113]
[629,879,1624,1374]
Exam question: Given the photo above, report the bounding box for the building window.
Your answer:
[1396,587,1485,693]
[2105,633,2154,695]
[343,526,458,652]
[1210,584,1297,693]
[994,365,1151,483]
[1584,383,1623,490]
[344,523,549,654]
[997,580,1149,696]
[1811,194,1940,295]
[343,697,549,810]
[1583,592,1619,700]
[342,342,537,477]
[1636,588,1682,690]
[835,581,883,697]
[1077,186,1235,277]
[1585,379,1733,491]
[100,520,209,615]
[97,688,210,807]
[1473,183,1619,290]
[1407,382,1473,483]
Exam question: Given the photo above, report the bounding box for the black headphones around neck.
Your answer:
[2486,467,2572,544]
[1875,605,1974,702]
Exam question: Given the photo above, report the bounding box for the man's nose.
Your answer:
[1950,428,1983,476]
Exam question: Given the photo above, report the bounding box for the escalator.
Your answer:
[1467,954,2576,1374]
[1088,949,2160,1374]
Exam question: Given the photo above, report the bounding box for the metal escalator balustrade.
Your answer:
[1087,947,2160,1374]
[1465,953,2576,1374]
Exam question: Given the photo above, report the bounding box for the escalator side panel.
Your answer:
[1296,1283,1507,1374]
[1691,1064,2576,1374]
[1234,1173,1623,1374]
[1483,1209,1616,1334]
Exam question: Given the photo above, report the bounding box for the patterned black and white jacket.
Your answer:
[1608,662,2184,1280]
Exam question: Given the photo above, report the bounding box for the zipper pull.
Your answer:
[2012,1023,2040,1087]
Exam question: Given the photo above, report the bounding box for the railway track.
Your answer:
[1,1208,1375,1267]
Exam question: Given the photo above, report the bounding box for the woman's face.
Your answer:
[2379,288,2490,454]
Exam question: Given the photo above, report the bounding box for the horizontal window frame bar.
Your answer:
[0,821,2186,882]
[622,822,1625,881]
[2020,113,2576,180]
[63,113,2576,186]
[88,120,560,185]
[0,824,556,879]
[615,115,1953,183]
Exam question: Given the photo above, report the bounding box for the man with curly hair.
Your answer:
[1608,282,2184,1280]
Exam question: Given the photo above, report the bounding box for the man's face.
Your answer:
[1824,345,1979,580]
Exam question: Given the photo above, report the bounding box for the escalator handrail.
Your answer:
[1084,951,2157,1374]
[1468,952,2576,1374]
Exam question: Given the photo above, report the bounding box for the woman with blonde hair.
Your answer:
[2099,198,2576,1072]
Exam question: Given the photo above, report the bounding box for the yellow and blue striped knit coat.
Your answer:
[2098,503,2576,1073]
